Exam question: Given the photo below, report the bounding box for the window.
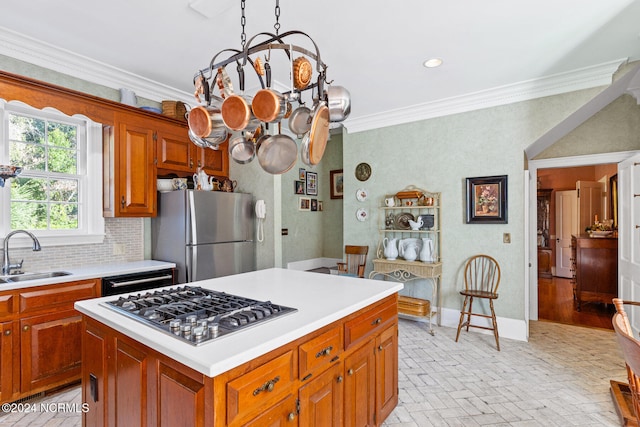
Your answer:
[1,100,104,246]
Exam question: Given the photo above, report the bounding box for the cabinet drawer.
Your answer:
[344,297,397,350]
[19,280,99,314]
[0,293,17,319]
[299,326,342,379]
[226,350,295,425]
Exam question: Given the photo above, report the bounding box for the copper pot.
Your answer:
[221,94,259,132]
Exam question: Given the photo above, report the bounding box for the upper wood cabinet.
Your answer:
[156,123,230,179]
[103,112,157,217]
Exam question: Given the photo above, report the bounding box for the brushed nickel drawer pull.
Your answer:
[253,375,280,396]
[4,330,10,336]
[315,345,333,358]
[347,368,354,376]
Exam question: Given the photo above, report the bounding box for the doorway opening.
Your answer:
[528,151,637,331]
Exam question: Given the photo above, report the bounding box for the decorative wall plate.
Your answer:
[356,208,369,222]
[356,188,368,202]
[394,212,415,230]
[355,163,371,181]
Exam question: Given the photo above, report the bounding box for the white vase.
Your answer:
[419,238,434,262]
[383,237,399,260]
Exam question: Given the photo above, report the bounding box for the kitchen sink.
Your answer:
[0,271,71,283]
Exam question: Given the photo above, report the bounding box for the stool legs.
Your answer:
[455,296,500,351]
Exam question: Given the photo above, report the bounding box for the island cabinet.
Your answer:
[0,279,100,404]
[81,294,398,427]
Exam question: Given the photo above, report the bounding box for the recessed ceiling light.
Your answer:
[423,58,443,68]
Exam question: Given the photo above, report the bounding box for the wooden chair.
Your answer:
[455,254,501,350]
[612,298,640,424]
[337,245,369,278]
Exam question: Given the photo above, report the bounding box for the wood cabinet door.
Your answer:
[0,321,18,403]
[199,139,229,178]
[116,118,156,216]
[20,309,82,393]
[82,320,107,427]
[343,340,375,427]
[112,337,149,426]
[155,359,207,427]
[241,393,298,427]
[298,362,343,427]
[375,324,398,423]
[157,125,195,173]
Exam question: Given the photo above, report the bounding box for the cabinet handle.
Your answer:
[315,345,333,358]
[253,375,280,396]
[120,196,125,209]
[4,330,10,336]
[336,375,343,383]
[347,369,354,376]
[189,158,194,168]
[378,345,383,352]
[288,412,296,422]
[371,317,382,326]
[23,325,30,332]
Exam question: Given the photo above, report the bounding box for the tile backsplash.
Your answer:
[1,218,144,273]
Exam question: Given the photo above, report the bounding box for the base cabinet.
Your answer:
[572,235,618,310]
[82,295,398,426]
[0,279,99,404]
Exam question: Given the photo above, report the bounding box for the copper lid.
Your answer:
[252,90,281,123]
[221,95,251,131]
[188,106,212,138]
[308,104,329,165]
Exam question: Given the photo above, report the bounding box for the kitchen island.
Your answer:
[75,268,403,426]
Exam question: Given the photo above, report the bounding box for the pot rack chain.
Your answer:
[240,0,247,48]
[274,0,281,35]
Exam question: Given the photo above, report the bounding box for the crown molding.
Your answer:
[0,27,627,132]
[0,26,194,105]
[344,59,627,134]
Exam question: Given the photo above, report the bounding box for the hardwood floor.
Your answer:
[538,275,614,330]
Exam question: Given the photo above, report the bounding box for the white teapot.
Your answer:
[193,169,213,190]
[383,237,399,260]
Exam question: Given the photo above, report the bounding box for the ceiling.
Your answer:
[1,0,639,132]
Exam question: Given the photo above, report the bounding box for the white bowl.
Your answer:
[157,179,173,192]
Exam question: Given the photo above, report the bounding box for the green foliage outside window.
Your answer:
[8,113,79,230]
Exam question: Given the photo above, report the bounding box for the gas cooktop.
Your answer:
[102,285,297,346]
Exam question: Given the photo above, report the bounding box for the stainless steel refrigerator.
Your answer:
[152,190,256,283]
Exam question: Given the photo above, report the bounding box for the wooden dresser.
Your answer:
[571,234,618,310]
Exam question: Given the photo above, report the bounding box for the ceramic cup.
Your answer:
[172,178,187,190]
[384,197,395,207]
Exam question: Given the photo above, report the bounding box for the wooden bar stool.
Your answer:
[337,245,368,278]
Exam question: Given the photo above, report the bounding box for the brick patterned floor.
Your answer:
[0,320,627,426]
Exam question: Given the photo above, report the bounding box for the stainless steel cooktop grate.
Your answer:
[102,285,297,346]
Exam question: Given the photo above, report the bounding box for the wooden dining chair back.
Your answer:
[455,254,501,350]
[337,245,369,278]
[613,298,640,424]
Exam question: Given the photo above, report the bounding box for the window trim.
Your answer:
[0,99,104,247]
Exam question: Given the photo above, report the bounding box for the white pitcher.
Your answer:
[419,238,434,262]
[399,239,418,262]
[383,237,399,260]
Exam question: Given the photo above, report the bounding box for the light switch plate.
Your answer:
[503,233,511,244]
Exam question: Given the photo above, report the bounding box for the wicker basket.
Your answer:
[162,100,187,121]
[398,296,430,317]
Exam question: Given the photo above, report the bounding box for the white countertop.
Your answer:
[0,260,176,291]
[75,268,403,377]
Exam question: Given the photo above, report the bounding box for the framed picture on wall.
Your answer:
[299,197,311,211]
[465,175,508,224]
[299,168,306,181]
[306,172,318,196]
[295,181,305,194]
[330,169,343,199]
[311,199,318,211]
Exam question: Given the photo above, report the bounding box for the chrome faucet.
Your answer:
[2,230,41,276]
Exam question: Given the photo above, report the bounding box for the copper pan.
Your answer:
[306,102,330,166]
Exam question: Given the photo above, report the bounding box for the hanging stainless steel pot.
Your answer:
[326,85,351,122]
[288,105,312,136]
[256,132,298,174]
[252,60,290,124]
[187,106,228,146]
[228,132,255,164]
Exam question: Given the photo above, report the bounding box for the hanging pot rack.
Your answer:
[193,30,329,106]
